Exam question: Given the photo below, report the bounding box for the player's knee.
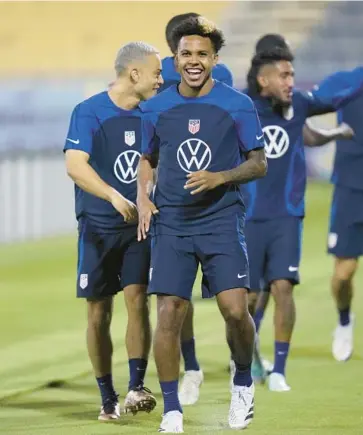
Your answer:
[87,298,112,331]
[157,296,188,333]
[223,304,249,325]
[124,284,149,315]
[271,280,293,303]
[334,257,358,282]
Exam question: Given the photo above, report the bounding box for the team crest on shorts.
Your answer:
[79,273,88,289]
[124,131,136,146]
[188,119,200,135]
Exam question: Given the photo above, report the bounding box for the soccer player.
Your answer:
[137,16,267,432]
[243,48,362,392]
[161,12,234,407]
[329,94,363,362]
[64,42,163,420]
[245,33,355,383]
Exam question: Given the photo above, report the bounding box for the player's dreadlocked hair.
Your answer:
[171,16,226,54]
[247,48,294,96]
[165,13,200,53]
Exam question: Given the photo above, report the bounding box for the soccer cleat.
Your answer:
[268,372,291,392]
[262,358,274,375]
[332,316,354,362]
[158,410,184,433]
[228,383,255,430]
[98,397,121,421]
[124,386,157,415]
[178,369,203,406]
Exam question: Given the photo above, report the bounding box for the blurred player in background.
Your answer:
[137,16,266,432]
[64,42,162,420]
[243,47,362,392]
[329,95,363,362]
[246,33,355,384]
[159,12,234,407]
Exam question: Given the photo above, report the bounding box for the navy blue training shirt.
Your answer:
[64,91,142,231]
[333,93,363,191]
[244,66,363,221]
[140,80,265,236]
[158,56,233,93]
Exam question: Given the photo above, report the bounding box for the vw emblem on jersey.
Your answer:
[188,119,200,135]
[177,138,211,173]
[124,131,136,146]
[263,125,290,159]
[114,150,141,184]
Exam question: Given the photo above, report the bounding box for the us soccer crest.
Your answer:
[188,119,200,135]
[79,273,88,290]
[124,131,136,146]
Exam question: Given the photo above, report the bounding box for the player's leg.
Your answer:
[197,232,255,430]
[77,220,121,420]
[253,286,271,334]
[327,186,363,361]
[121,233,156,414]
[245,221,267,384]
[265,217,302,392]
[149,235,198,433]
[179,301,203,406]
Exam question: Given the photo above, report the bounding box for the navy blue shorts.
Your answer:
[148,232,250,301]
[77,219,150,299]
[328,185,363,258]
[245,217,303,291]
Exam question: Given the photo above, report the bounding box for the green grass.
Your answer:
[0,182,362,434]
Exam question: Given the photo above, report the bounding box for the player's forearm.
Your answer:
[67,161,114,202]
[137,156,155,203]
[304,123,351,147]
[220,149,267,185]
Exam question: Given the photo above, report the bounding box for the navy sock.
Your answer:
[273,341,290,375]
[181,338,200,372]
[128,358,148,390]
[233,362,252,387]
[339,307,350,326]
[160,380,182,414]
[253,308,265,333]
[96,373,117,404]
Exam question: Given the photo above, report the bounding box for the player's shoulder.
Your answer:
[139,86,179,114]
[73,91,108,115]
[213,63,233,85]
[215,81,256,112]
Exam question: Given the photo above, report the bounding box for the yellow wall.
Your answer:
[0,1,230,76]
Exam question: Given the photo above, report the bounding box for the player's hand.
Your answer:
[338,122,354,140]
[137,197,159,241]
[184,170,224,195]
[110,189,138,223]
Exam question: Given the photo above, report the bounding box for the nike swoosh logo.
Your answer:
[67,138,80,144]
[256,133,264,141]
[237,274,247,279]
[163,391,174,396]
[288,266,298,272]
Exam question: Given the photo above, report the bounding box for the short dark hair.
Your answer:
[165,13,200,53]
[255,33,289,54]
[247,48,294,95]
[171,16,225,54]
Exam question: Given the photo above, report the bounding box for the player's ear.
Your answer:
[257,73,268,89]
[213,54,219,67]
[130,68,140,83]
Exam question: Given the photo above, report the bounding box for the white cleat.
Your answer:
[178,370,203,406]
[229,383,255,430]
[158,410,184,433]
[332,316,354,362]
[268,372,291,392]
[98,401,121,421]
[229,360,236,393]
[262,358,274,374]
